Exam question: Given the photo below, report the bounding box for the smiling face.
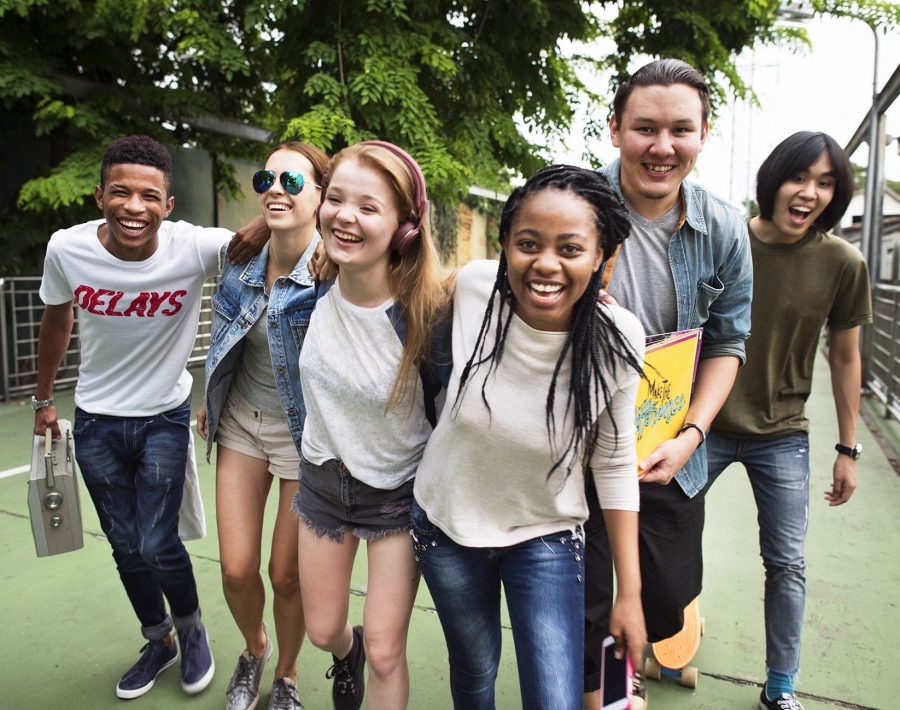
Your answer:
[259,149,320,235]
[94,163,174,261]
[767,152,836,243]
[503,188,603,332]
[318,158,400,277]
[610,83,708,219]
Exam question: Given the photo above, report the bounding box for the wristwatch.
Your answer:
[835,443,862,460]
[31,395,55,411]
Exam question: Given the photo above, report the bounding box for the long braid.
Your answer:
[455,165,643,484]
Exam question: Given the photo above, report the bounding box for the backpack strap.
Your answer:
[314,277,335,302]
[600,243,622,290]
[385,302,452,429]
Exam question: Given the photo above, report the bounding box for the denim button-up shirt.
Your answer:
[203,237,319,462]
[602,160,753,497]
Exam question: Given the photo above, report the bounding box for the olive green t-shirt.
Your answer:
[712,225,872,439]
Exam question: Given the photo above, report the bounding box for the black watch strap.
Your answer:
[835,443,861,460]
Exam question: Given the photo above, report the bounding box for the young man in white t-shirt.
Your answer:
[32,135,261,701]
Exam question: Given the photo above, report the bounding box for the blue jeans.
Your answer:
[705,431,809,676]
[411,502,584,710]
[74,399,200,640]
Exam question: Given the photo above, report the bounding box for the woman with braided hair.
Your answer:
[412,164,647,709]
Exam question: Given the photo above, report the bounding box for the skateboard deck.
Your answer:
[645,596,703,688]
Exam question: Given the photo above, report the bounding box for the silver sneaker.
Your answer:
[226,631,273,710]
[268,678,302,710]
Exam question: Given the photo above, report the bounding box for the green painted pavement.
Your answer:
[1,354,897,709]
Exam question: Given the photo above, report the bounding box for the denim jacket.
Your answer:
[603,160,753,497]
[203,237,319,462]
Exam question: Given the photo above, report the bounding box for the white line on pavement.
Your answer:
[0,464,30,480]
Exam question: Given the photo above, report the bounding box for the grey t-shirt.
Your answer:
[232,303,284,415]
[608,203,679,336]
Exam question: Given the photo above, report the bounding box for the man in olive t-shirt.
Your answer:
[706,132,871,710]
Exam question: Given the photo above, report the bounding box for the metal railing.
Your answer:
[866,282,900,421]
[5,274,900,421]
[1,277,218,402]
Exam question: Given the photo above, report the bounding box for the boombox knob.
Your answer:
[50,514,64,528]
[44,490,64,510]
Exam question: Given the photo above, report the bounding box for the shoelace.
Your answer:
[136,641,167,664]
[271,680,302,709]
[229,653,259,691]
[773,694,802,709]
[325,657,356,695]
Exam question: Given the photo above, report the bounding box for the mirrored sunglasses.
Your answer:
[251,169,313,195]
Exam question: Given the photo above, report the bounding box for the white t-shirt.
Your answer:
[299,278,430,490]
[414,259,645,548]
[40,219,231,416]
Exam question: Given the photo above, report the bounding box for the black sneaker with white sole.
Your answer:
[758,688,805,710]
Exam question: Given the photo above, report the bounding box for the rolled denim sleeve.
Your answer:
[698,214,752,364]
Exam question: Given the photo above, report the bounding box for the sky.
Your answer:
[553,13,900,212]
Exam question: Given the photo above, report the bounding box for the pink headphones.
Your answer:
[317,140,429,256]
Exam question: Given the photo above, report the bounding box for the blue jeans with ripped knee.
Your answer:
[706,431,809,677]
[74,399,199,640]
[412,501,585,710]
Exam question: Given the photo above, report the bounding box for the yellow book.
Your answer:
[634,328,703,469]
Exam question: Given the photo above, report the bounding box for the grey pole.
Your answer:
[860,25,880,279]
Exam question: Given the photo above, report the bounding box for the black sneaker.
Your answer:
[325,625,365,710]
[268,678,303,710]
[115,638,178,699]
[758,688,805,710]
[630,670,648,710]
[177,621,215,694]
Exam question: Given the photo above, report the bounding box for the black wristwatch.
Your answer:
[835,443,862,460]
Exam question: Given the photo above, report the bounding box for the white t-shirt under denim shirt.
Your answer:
[414,259,645,548]
[299,278,430,490]
[39,219,230,416]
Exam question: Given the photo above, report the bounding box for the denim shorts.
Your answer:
[292,456,414,542]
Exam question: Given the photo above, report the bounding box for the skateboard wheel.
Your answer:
[645,658,662,681]
[680,666,699,688]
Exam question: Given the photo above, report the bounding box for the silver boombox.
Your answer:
[28,420,84,557]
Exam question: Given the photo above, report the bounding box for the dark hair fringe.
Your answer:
[755,131,854,232]
[453,165,644,484]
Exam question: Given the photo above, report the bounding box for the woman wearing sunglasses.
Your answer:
[197,141,328,710]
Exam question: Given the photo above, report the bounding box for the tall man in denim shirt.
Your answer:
[33,135,263,701]
[583,59,753,710]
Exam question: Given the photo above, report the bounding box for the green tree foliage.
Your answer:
[2,0,898,273]
[0,0,275,271]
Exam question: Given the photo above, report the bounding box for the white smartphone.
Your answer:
[600,634,632,710]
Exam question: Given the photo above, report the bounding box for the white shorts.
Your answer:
[216,390,301,481]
